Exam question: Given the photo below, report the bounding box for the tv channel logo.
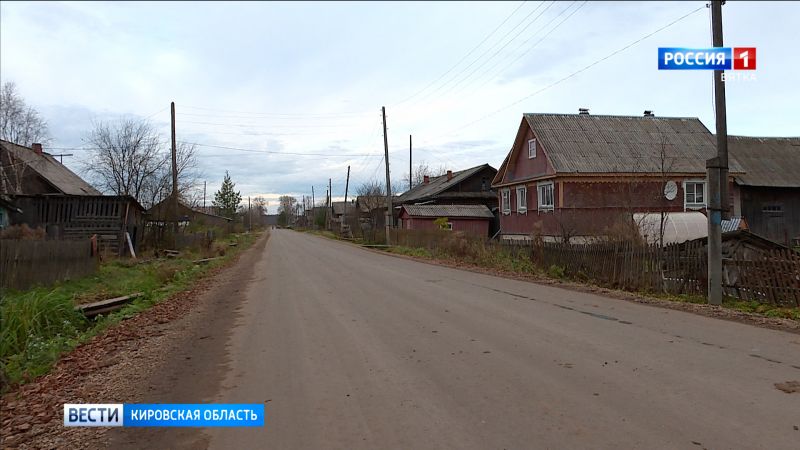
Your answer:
[658,47,756,70]
[64,404,123,427]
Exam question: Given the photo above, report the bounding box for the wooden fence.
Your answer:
[0,239,98,292]
[383,229,799,307]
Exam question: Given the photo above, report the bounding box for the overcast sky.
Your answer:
[2,1,798,213]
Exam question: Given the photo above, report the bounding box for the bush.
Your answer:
[547,264,566,279]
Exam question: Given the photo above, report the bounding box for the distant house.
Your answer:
[331,200,357,226]
[491,112,745,242]
[145,194,233,230]
[0,140,144,253]
[728,136,800,246]
[398,204,494,236]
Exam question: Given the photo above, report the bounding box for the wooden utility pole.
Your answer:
[328,178,332,230]
[409,134,413,191]
[707,0,727,306]
[343,165,351,233]
[311,186,316,227]
[170,102,178,234]
[711,0,729,219]
[382,106,392,245]
[248,196,252,232]
[203,181,207,210]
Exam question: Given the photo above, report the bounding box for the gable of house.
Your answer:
[0,140,101,195]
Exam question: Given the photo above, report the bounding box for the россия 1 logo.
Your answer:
[658,47,756,70]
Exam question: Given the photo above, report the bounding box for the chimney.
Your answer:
[643,110,654,117]
[447,170,453,181]
[578,108,590,115]
[423,175,430,184]
[31,143,43,155]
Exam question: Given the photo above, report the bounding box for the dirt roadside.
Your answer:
[0,232,268,450]
[355,241,800,335]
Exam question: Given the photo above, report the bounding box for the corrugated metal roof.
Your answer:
[524,114,745,174]
[721,217,745,233]
[1,140,101,195]
[728,135,800,187]
[401,204,494,218]
[396,164,495,204]
[331,201,356,216]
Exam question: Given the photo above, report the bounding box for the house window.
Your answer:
[528,139,537,159]
[516,186,527,213]
[683,181,706,210]
[501,189,511,215]
[445,222,453,230]
[762,205,783,214]
[537,181,554,211]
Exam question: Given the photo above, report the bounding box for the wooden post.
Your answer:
[170,102,178,235]
[382,106,393,245]
[343,165,350,233]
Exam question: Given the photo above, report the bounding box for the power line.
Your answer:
[419,1,557,105]
[408,1,552,107]
[178,141,382,158]
[457,0,587,98]
[421,4,706,146]
[181,104,372,117]
[391,0,529,107]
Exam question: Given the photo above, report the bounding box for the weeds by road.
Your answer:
[0,232,260,391]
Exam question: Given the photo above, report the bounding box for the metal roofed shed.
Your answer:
[398,204,494,237]
[728,136,800,188]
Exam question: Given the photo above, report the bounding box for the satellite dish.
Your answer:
[664,180,678,201]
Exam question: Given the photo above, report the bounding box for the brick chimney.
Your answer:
[447,170,453,181]
[423,175,430,184]
[32,143,43,155]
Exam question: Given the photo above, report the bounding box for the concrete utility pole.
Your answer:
[707,0,727,306]
[343,165,351,232]
[382,106,393,245]
[170,102,179,234]
[409,134,413,191]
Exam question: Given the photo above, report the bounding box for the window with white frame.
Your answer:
[683,181,706,209]
[516,186,527,213]
[528,139,537,159]
[537,181,554,211]
[445,222,453,230]
[501,189,511,215]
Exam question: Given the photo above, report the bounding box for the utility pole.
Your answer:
[312,186,316,228]
[248,196,252,232]
[343,165,351,234]
[382,106,393,245]
[409,134,413,191]
[170,102,179,234]
[707,0,727,306]
[711,0,729,220]
[328,178,332,230]
[203,181,207,210]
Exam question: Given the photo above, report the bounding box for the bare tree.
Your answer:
[84,118,202,208]
[0,82,50,194]
[0,81,49,147]
[401,161,446,192]
[140,142,202,209]
[355,179,385,211]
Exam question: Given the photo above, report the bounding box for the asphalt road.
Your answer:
[199,230,799,449]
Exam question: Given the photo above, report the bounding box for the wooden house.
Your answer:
[491,112,745,242]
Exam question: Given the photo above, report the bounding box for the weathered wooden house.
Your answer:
[0,140,144,253]
[491,112,745,242]
[728,136,800,246]
[395,164,498,209]
[145,194,233,230]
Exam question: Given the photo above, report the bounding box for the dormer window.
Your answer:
[528,139,537,159]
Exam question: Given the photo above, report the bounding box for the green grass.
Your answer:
[386,246,434,259]
[0,232,260,390]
